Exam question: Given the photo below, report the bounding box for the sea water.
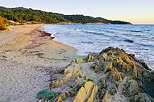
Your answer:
[42,24,154,69]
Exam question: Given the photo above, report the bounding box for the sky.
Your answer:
[0,0,154,24]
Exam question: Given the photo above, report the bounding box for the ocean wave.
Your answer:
[43,24,154,69]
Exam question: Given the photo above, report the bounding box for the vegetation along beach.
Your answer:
[0,0,154,102]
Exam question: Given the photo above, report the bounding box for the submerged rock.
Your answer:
[39,47,154,102]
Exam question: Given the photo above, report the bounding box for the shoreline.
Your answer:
[0,24,79,102]
[42,24,154,70]
[0,24,153,102]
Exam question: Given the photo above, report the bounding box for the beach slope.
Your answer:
[0,24,78,102]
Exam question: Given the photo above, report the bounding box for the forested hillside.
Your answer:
[61,15,107,24]
[0,7,69,24]
[0,6,131,24]
[61,15,131,24]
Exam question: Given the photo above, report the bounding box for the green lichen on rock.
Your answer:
[37,89,61,100]
[87,78,93,82]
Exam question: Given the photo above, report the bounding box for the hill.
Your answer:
[0,6,131,24]
[0,6,68,24]
[61,15,109,24]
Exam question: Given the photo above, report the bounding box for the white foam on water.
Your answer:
[42,24,154,70]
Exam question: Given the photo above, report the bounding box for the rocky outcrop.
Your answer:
[73,81,98,102]
[38,47,154,102]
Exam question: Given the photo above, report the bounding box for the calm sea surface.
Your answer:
[42,24,154,69]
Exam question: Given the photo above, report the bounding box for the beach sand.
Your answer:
[0,24,78,102]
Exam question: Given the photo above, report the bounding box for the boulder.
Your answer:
[48,47,154,102]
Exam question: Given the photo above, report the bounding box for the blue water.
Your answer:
[42,24,154,69]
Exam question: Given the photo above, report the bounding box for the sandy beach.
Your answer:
[0,24,78,102]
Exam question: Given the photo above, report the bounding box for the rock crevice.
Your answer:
[40,47,154,102]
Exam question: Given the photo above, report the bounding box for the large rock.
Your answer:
[45,47,154,102]
[73,81,98,102]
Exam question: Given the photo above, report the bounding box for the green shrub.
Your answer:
[37,89,61,100]
[8,21,16,26]
[0,16,8,30]
[0,24,6,30]
[31,21,38,24]
[87,78,93,82]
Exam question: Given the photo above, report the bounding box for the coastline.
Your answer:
[47,47,154,102]
[0,24,79,102]
[42,24,154,70]
[0,24,153,102]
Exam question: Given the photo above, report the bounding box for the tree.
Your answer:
[19,15,23,23]
[0,16,8,30]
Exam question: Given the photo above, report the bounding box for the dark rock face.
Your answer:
[39,47,154,102]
